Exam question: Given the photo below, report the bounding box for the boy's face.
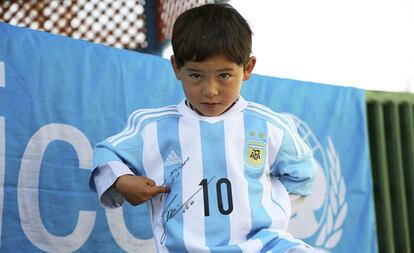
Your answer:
[171,55,256,117]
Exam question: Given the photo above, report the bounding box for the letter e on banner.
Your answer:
[0,61,4,87]
[0,117,4,248]
[18,124,95,253]
[0,61,5,248]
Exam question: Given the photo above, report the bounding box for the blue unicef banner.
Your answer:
[0,22,377,252]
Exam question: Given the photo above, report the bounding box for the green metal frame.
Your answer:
[366,91,414,253]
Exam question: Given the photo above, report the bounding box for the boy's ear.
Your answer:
[170,56,182,80]
[243,56,256,80]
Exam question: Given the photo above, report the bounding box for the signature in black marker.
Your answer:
[169,156,189,185]
[159,176,215,245]
[159,157,189,202]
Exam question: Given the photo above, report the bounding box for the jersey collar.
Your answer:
[177,96,248,123]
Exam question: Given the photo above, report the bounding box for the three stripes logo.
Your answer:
[164,150,182,166]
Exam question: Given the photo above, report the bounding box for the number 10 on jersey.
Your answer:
[199,178,233,216]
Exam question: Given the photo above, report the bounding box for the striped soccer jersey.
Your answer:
[90,97,315,253]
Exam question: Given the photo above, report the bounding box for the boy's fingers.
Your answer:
[153,185,170,194]
[144,177,156,186]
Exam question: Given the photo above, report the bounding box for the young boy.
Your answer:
[90,3,316,253]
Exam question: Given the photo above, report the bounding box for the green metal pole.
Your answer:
[399,103,414,253]
[367,102,395,253]
[383,102,411,253]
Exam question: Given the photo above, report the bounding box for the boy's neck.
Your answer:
[185,98,239,116]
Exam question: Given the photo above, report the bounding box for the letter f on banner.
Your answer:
[0,61,6,248]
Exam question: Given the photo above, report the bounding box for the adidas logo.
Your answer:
[164,150,182,166]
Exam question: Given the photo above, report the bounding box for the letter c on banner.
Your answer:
[106,208,156,252]
[18,124,95,253]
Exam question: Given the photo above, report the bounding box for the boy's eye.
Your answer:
[189,73,201,80]
[218,73,231,79]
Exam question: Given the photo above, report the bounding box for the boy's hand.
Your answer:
[114,175,170,206]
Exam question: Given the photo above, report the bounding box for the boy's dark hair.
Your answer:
[171,3,252,68]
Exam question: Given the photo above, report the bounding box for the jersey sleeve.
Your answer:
[89,112,145,207]
[90,162,134,208]
[270,116,316,196]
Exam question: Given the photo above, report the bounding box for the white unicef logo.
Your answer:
[287,115,348,252]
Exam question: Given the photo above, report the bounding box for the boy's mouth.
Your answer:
[202,102,220,107]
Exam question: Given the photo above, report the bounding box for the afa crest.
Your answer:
[245,140,266,168]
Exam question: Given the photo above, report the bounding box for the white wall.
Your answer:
[230,0,414,92]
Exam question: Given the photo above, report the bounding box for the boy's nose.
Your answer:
[202,81,219,97]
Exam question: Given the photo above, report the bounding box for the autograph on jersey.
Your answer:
[160,176,215,245]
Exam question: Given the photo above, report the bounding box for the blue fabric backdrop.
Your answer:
[0,23,377,252]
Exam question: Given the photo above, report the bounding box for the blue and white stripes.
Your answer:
[93,98,315,252]
[246,102,310,158]
[107,106,179,147]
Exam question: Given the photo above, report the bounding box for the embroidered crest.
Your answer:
[245,140,266,168]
